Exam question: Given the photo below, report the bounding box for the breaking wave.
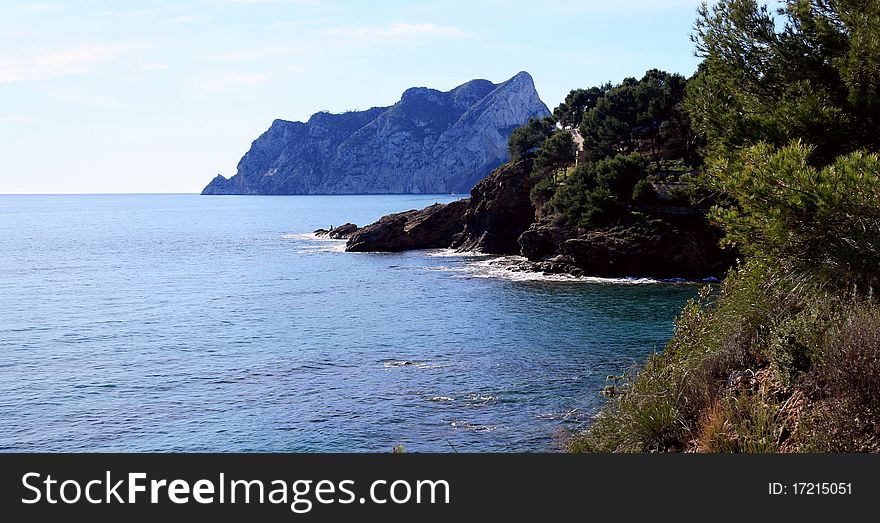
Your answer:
[281,232,347,253]
[453,256,662,284]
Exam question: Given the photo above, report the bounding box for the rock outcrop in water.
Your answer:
[450,160,536,254]
[201,72,550,195]
[341,158,733,279]
[342,160,533,254]
[346,199,469,252]
[314,223,359,239]
[517,214,732,279]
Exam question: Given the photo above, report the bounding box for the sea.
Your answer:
[0,194,699,452]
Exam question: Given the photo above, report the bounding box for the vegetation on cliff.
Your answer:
[570,0,880,453]
[344,60,731,276]
[504,66,729,279]
[520,69,704,229]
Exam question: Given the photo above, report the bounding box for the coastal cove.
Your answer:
[0,194,698,452]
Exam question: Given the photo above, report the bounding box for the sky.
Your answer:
[0,0,704,194]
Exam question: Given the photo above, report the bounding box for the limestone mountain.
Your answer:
[201,72,550,195]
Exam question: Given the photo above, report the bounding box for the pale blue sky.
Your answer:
[0,0,703,193]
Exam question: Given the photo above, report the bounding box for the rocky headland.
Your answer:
[202,72,550,195]
[332,159,732,280]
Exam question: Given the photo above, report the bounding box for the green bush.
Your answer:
[595,153,649,201]
[508,117,556,161]
[569,353,687,453]
[575,0,880,454]
[528,176,556,216]
[667,184,695,205]
[798,305,880,452]
[631,179,657,204]
[765,300,843,387]
[550,153,649,227]
[706,143,880,293]
[570,262,791,453]
[571,262,880,453]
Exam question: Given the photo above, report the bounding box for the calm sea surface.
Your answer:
[0,194,698,452]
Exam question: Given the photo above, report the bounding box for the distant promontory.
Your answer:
[202,72,550,195]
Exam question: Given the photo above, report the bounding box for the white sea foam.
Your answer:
[382,360,446,370]
[383,360,415,368]
[429,396,455,402]
[451,256,662,284]
[280,232,347,253]
[422,248,493,259]
[283,233,668,283]
[448,419,498,433]
[536,408,586,422]
[464,393,496,405]
[421,265,454,272]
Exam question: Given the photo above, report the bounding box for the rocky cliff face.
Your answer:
[346,199,469,252]
[451,160,536,254]
[202,72,549,195]
[518,215,734,279]
[341,157,733,279]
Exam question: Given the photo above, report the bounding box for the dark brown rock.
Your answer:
[452,160,536,254]
[557,217,733,279]
[334,155,733,279]
[315,223,359,239]
[518,214,573,261]
[346,199,469,252]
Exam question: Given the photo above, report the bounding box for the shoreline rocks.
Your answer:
[315,223,359,239]
[335,159,733,280]
[345,199,469,252]
[451,160,536,254]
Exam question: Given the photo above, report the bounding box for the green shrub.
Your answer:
[570,262,790,453]
[508,117,556,161]
[529,176,556,216]
[594,153,649,202]
[798,304,880,453]
[798,302,880,452]
[550,153,649,227]
[631,179,657,204]
[569,354,687,453]
[707,143,880,293]
[667,184,695,205]
[765,299,843,387]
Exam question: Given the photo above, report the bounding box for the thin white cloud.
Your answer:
[213,0,329,4]
[188,70,271,92]
[287,64,312,74]
[170,15,207,24]
[197,44,310,64]
[548,0,699,13]
[319,23,467,40]
[95,62,169,83]
[0,115,35,123]
[0,43,149,84]
[111,6,185,19]
[37,84,120,108]
[137,62,170,71]
[20,3,64,12]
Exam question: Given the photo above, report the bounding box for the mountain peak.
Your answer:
[202,72,550,195]
[499,71,537,90]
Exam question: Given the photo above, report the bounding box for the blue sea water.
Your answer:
[0,194,698,452]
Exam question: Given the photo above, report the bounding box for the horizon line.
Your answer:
[0,192,469,196]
